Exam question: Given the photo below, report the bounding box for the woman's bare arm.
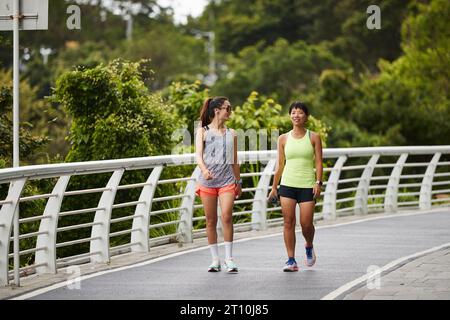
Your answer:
[271,134,286,191]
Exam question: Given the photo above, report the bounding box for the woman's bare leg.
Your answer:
[218,192,235,242]
[201,195,219,244]
[281,196,298,258]
[299,201,315,247]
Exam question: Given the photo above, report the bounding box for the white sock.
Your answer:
[224,241,233,260]
[209,244,219,260]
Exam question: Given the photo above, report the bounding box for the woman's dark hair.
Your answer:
[200,96,229,127]
[289,101,309,116]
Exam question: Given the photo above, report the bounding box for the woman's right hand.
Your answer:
[268,189,278,204]
[202,169,214,180]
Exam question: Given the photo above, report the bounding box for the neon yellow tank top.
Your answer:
[280,130,316,188]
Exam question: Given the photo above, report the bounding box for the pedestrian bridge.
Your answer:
[0,146,449,299]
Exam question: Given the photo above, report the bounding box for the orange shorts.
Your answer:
[196,183,236,197]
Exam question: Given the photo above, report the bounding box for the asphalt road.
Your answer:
[29,210,450,300]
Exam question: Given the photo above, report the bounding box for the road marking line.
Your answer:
[321,241,450,300]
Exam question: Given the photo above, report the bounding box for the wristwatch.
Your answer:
[235,178,243,185]
[315,180,323,186]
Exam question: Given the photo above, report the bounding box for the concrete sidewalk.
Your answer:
[343,247,450,300]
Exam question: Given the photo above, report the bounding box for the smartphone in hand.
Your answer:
[268,195,279,205]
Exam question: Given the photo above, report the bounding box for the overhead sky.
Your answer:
[158,0,209,24]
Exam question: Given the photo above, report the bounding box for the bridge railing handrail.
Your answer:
[2,146,450,183]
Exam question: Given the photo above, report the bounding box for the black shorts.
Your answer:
[279,185,315,203]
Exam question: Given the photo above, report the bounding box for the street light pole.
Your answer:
[12,0,21,286]
[1,0,48,287]
[125,13,133,40]
[40,47,52,64]
[192,29,217,86]
[207,31,216,85]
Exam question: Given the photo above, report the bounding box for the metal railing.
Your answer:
[1,146,449,286]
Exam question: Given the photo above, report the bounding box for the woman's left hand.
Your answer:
[235,183,242,199]
[313,184,321,199]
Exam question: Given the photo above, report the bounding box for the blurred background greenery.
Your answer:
[0,0,449,168]
[1,0,449,266]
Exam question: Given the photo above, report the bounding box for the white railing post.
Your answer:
[355,155,380,215]
[90,169,124,264]
[35,175,71,274]
[0,179,26,286]
[131,166,163,252]
[385,153,408,213]
[251,159,276,231]
[177,167,200,243]
[322,156,347,220]
[419,153,441,210]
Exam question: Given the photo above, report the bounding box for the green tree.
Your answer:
[329,0,412,72]
[51,59,183,257]
[300,69,403,147]
[193,0,410,72]
[0,72,48,167]
[228,91,329,148]
[52,59,178,161]
[212,39,349,105]
[195,0,339,54]
[0,69,69,163]
[112,24,207,90]
[165,80,210,140]
[353,0,450,145]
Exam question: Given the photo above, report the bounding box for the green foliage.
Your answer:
[0,69,67,163]
[228,91,283,131]
[301,68,402,147]
[351,0,450,145]
[52,59,178,161]
[52,42,111,80]
[50,59,185,257]
[111,25,208,89]
[0,77,50,268]
[0,0,448,160]
[0,78,48,167]
[197,0,341,53]
[329,0,412,71]
[228,91,330,147]
[165,80,210,139]
[195,0,410,71]
[212,39,349,105]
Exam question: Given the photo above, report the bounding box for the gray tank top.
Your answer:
[197,126,235,188]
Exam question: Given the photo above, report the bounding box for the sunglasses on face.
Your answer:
[219,105,232,113]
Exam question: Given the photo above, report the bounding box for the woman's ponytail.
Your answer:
[200,98,213,128]
[199,96,229,128]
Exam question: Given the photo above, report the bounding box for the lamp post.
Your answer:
[106,1,141,41]
[12,0,20,287]
[40,46,52,65]
[192,29,217,86]
[124,13,133,40]
[0,0,48,286]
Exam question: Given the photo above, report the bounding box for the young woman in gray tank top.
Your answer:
[195,97,242,273]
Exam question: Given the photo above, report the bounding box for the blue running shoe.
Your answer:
[305,246,316,267]
[283,259,299,272]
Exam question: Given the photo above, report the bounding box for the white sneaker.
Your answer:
[224,258,238,273]
[305,246,316,267]
[208,259,221,272]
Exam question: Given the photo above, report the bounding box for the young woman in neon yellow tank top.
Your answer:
[268,101,323,272]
